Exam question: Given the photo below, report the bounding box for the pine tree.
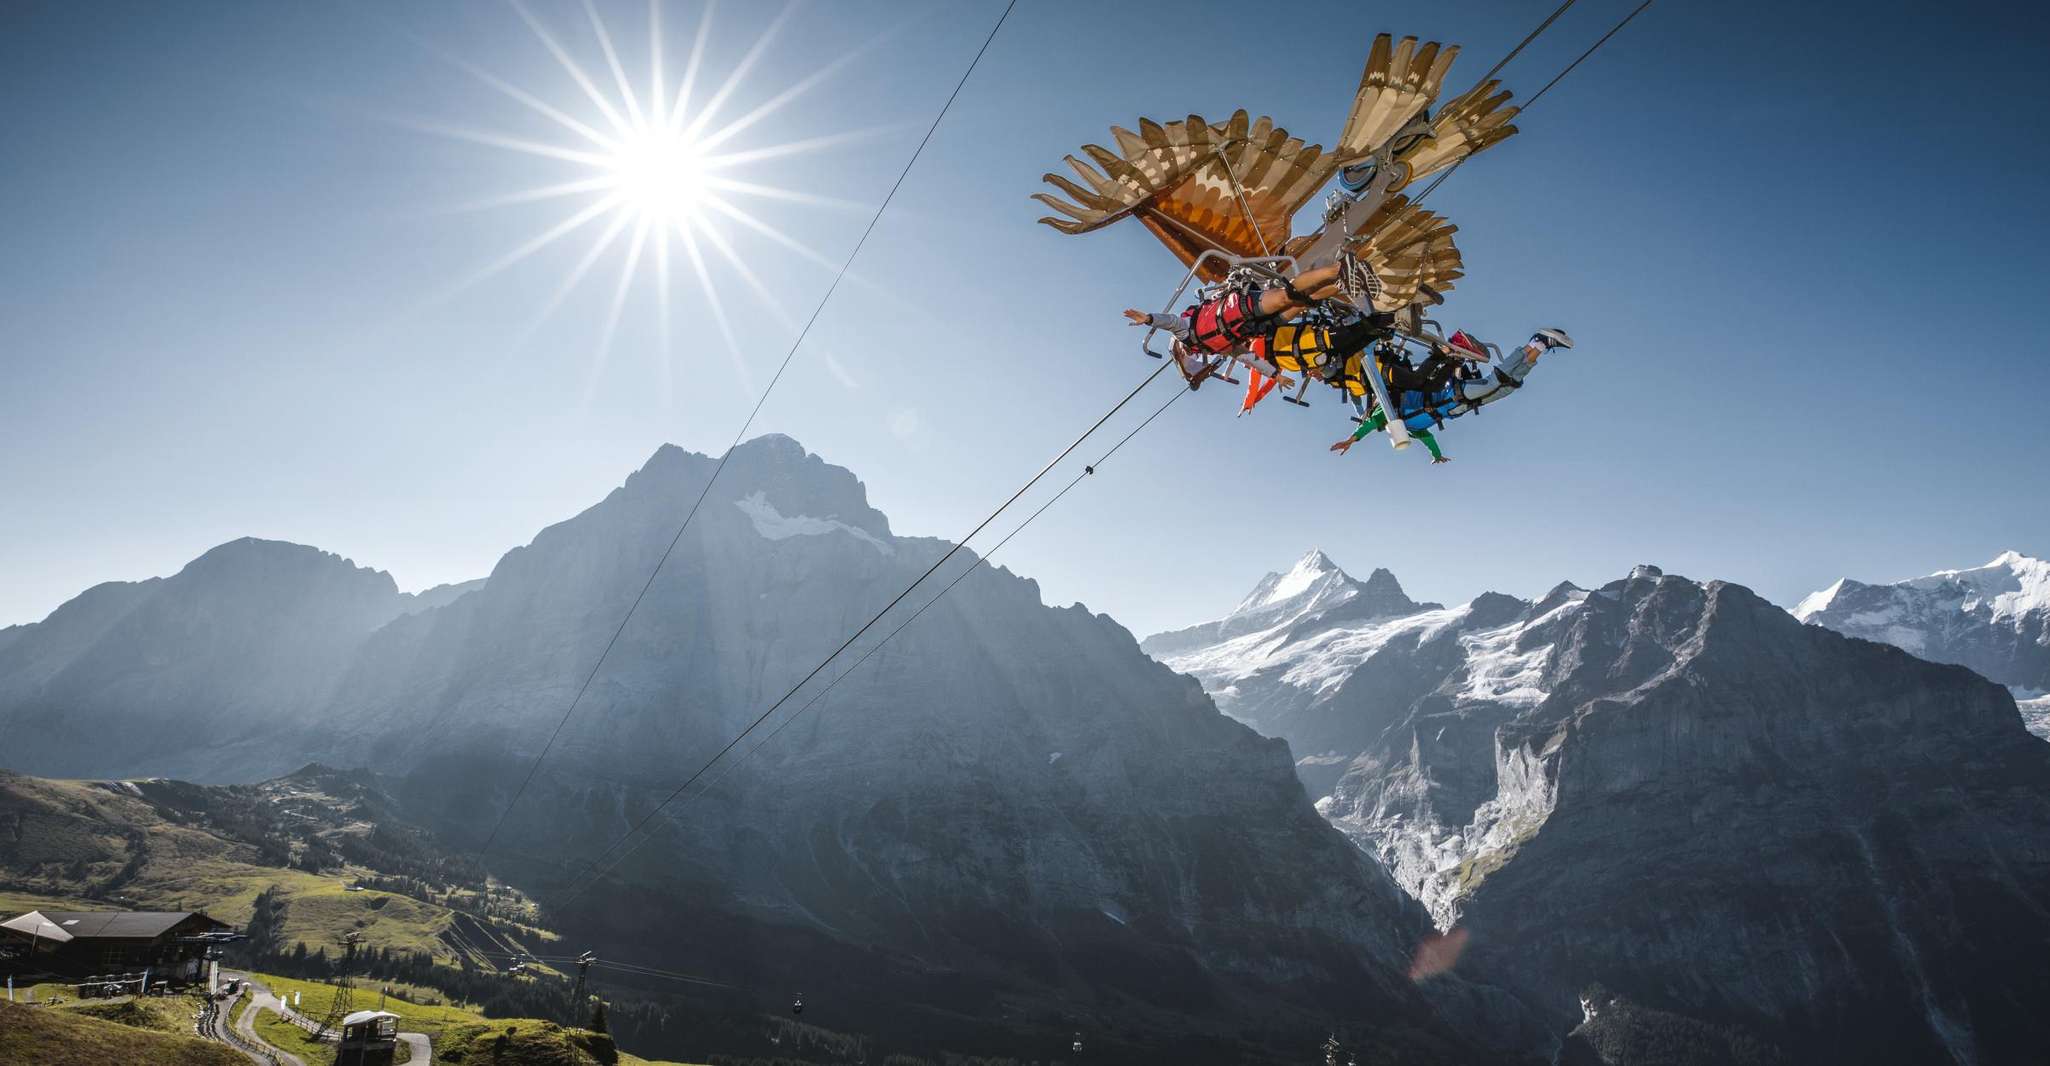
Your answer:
[246,885,289,958]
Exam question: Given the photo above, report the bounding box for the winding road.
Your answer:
[223,974,307,1066]
[217,971,431,1065]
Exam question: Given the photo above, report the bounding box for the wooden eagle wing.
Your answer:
[1393,79,1520,182]
[1330,35,1460,164]
[1035,110,1331,280]
[1286,194,1464,312]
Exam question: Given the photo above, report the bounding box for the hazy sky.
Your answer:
[5,0,2047,638]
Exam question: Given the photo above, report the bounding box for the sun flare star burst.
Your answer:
[608,124,709,223]
[415,0,879,396]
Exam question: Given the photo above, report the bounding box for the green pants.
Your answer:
[1352,410,1445,460]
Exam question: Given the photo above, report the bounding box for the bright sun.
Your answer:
[607,124,708,224]
[415,1,878,385]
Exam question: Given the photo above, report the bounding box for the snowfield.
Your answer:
[1796,551,2050,739]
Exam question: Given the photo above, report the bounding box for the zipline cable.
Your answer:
[509,0,1661,920]
[1409,0,1653,208]
[543,1,1661,907]
[1477,0,1578,85]
[472,948,737,989]
[543,359,1175,902]
[1520,0,1654,110]
[550,382,1190,908]
[537,0,1656,902]
[472,0,1021,857]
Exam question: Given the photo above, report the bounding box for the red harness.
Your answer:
[1181,285,1268,355]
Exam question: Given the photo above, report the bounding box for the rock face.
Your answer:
[1148,555,2050,1065]
[344,438,1477,1060]
[1795,551,2050,739]
[0,440,1493,1063]
[0,539,429,780]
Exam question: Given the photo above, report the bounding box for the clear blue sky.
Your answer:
[5,0,2047,638]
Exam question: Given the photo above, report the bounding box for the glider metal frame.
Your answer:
[1135,134,1424,449]
[1137,249,1416,451]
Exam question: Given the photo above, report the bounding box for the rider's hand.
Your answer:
[1122,309,1149,325]
[1329,439,1353,454]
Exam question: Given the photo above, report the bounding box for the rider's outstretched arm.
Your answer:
[1124,308,1191,341]
[1330,410,1386,454]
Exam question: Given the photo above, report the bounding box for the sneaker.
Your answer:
[1337,250,1383,306]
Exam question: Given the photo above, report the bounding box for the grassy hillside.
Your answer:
[0,999,243,1066]
[0,767,536,965]
[1,769,703,1065]
[244,972,703,1066]
[54,992,198,1034]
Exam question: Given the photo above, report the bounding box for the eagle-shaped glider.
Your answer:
[1032,34,1519,313]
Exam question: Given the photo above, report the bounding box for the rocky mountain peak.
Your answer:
[1231,549,1355,613]
[1297,547,1341,573]
[1358,566,1417,614]
[1144,552,1433,666]
[632,435,892,542]
[181,536,398,595]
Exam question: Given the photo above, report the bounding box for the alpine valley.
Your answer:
[1145,549,2050,1065]
[0,439,1498,1065]
[6,439,2048,1064]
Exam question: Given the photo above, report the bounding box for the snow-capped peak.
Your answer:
[1221,549,1353,615]
[1905,551,2050,621]
[1791,578,1848,622]
[1262,549,1344,606]
[1795,552,2050,708]
[1143,552,1431,673]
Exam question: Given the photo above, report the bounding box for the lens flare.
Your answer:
[404,0,883,391]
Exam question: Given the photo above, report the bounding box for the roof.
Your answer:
[341,1010,401,1027]
[0,910,223,942]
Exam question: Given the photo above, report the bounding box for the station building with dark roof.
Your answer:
[0,909,230,983]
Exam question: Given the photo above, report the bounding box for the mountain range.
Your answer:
[7,438,2049,1064]
[1794,551,2050,739]
[1146,550,2050,1064]
[0,437,1499,1064]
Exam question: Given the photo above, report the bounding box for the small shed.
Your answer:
[337,1009,401,1066]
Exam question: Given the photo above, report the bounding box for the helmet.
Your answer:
[1532,328,1574,350]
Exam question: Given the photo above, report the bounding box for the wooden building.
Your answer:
[0,909,230,985]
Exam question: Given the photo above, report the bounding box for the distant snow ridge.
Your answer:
[1143,549,1446,703]
[1796,551,2050,739]
[1150,553,2050,1064]
[1142,551,1590,925]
